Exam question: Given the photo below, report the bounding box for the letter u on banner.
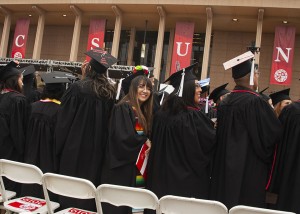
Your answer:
[170,22,195,75]
[270,26,296,86]
[86,19,106,61]
[11,18,30,59]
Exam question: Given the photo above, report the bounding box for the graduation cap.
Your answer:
[85,48,118,74]
[0,61,21,81]
[223,51,255,85]
[199,78,210,94]
[164,63,198,97]
[259,87,271,102]
[269,88,291,106]
[40,71,76,84]
[116,68,149,100]
[209,83,230,103]
[20,65,36,77]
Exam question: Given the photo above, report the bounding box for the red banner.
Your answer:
[11,18,30,59]
[270,26,296,85]
[86,19,106,61]
[170,22,195,75]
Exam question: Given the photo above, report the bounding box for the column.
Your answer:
[32,6,45,59]
[69,5,82,62]
[0,6,11,57]
[201,7,213,80]
[255,9,264,65]
[165,28,174,79]
[111,6,122,58]
[153,6,166,81]
[127,27,136,65]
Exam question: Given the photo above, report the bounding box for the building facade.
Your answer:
[0,0,300,99]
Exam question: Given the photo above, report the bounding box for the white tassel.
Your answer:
[178,68,185,97]
[116,78,124,101]
[249,60,255,86]
[160,92,165,105]
[205,96,209,114]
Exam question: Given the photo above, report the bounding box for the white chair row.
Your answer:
[0,159,296,214]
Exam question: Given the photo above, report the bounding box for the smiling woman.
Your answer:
[101,75,153,214]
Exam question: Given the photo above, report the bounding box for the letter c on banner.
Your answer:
[15,35,25,47]
[176,42,190,56]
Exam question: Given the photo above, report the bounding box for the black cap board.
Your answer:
[269,88,291,106]
[0,61,21,81]
[209,83,230,103]
[85,48,118,74]
[40,71,76,84]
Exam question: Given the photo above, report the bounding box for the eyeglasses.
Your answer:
[138,84,152,92]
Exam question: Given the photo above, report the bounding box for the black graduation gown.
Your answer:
[22,100,60,198]
[101,103,148,214]
[210,86,281,209]
[0,91,30,192]
[146,107,216,200]
[55,79,114,211]
[268,101,300,213]
[25,101,60,172]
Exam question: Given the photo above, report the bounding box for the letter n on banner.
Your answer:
[270,26,296,85]
[170,22,195,75]
[86,19,106,61]
[11,18,30,59]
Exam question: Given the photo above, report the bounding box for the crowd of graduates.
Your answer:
[0,47,300,214]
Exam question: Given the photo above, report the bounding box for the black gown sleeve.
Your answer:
[244,98,282,163]
[10,96,30,156]
[108,103,148,168]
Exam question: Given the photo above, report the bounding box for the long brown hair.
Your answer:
[84,64,116,99]
[119,75,153,135]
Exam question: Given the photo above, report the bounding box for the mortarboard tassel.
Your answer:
[249,59,255,86]
[159,92,165,105]
[178,68,185,97]
[205,96,209,114]
[115,78,124,101]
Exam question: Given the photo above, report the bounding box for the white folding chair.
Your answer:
[159,195,228,214]
[0,159,59,213]
[229,205,296,214]
[96,184,160,214]
[0,177,16,202]
[42,172,99,214]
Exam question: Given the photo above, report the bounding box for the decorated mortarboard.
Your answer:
[209,83,230,103]
[115,66,150,100]
[0,61,21,81]
[40,71,75,84]
[223,51,255,85]
[85,48,118,74]
[164,63,198,97]
[20,65,36,77]
[269,88,291,106]
[259,87,271,102]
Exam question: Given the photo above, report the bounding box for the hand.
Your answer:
[145,139,151,155]
[81,60,89,79]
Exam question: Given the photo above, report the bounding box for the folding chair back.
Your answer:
[229,205,296,214]
[159,195,228,214]
[0,159,59,213]
[96,184,159,214]
[43,173,99,214]
[0,177,16,202]
[0,159,43,184]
